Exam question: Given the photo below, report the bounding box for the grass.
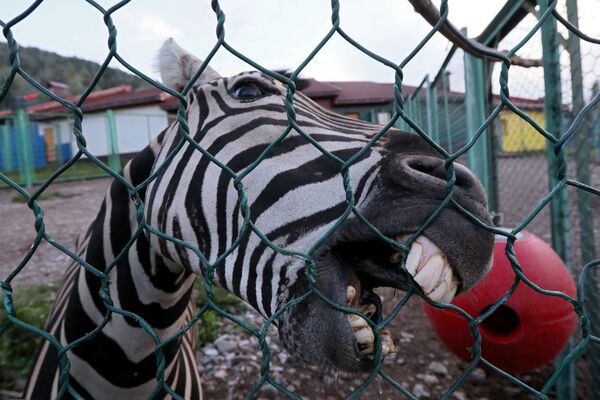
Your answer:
[194,281,244,347]
[0,282,58,391]
[1,156,132,188]
[0,279,242,391]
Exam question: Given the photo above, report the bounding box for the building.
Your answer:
[300,79,417,125]
[26,85,172,161]
[0,77,550,175]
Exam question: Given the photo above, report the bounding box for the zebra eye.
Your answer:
[231,81,265,100]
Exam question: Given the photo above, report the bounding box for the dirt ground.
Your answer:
[0,155,598,399]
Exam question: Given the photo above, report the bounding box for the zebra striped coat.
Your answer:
[24,39,494,399]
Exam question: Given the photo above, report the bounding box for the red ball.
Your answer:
[423,230,577,373]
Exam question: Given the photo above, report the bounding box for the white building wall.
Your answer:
[80,114,109,157]
[113,105,169,155]
[34,105,170,158]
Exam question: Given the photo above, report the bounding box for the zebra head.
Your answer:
[151,39,494,372]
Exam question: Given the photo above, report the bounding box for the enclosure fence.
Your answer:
[1,0,600,399]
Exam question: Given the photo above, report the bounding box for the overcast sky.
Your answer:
[0,1,508,84]
[1,1,598,100]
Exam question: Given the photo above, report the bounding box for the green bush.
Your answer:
[194,282,243,347]
[0,283,58,390]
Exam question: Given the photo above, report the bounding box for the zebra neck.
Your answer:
[76,144,198,347]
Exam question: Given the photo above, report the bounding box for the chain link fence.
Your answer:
[1,0,600,399]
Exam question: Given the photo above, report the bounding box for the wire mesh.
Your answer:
[0,0,599,399]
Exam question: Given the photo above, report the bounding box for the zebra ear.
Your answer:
[158,38,221,91]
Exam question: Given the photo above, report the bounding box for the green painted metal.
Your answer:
[426,75,439,142]
[1,123,13,172]
[0,0,598,399]
[538,1,575,399]
[565,0,599,397]
[15,109,35,188]
[105,109,121,172]
[406,97,414,132]
[441,71,453,153]
[478,0,528,46]
[463,46,492,197]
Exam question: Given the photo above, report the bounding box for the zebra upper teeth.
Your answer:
[392,235,459,303]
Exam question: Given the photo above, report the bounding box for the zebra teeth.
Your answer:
[347,314,396,357]
[355,326,375,355]
[381,328,397,355]
[404,235,459,303]
[414,254,445,294]
[348,314,369,331]
[346,286,356,306]
[404,241,423,276]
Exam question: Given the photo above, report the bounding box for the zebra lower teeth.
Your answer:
[346,287,395,357]
[346,311,396,356]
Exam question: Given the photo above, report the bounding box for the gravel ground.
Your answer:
[0,178,110,286]
[1,155,598,399]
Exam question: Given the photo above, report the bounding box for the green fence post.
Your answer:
[426,75,439,143]
[105,109,121,172]
[539,1,575,399]
[406,97,414,132]
[441,71,453,153]
[16,109,35,188]
[415,91,423,129]
[463,40,492,198]
[565,0,599,398]
[1,123,13,172]
[367,110,376,124]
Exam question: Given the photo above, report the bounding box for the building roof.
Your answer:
[15,78,546,118]
[301,79,420,106]
[26,85,173,114]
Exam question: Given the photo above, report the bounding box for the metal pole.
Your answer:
[538,1,574,398]
[442,71,453,153]
[565,0,599,398]
[105,109,121,172]
[463,39,492,197]
[406,97,414,133]
[16,109,35,188]
[426,75,439,143]
[1,123,13,172]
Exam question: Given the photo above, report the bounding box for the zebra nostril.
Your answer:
[406,157,447,181]
[392,155,478,192]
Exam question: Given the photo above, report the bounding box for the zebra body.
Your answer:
[25,39,494,399]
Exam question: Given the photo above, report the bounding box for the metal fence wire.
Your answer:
[1,0,600,399]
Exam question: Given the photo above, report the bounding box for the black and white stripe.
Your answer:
[24,43,388,399]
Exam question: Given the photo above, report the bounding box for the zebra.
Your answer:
[24,38,494,399]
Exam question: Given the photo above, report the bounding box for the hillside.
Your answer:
[0,43,147,109]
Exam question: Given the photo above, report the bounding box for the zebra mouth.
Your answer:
[332,234,459,360]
